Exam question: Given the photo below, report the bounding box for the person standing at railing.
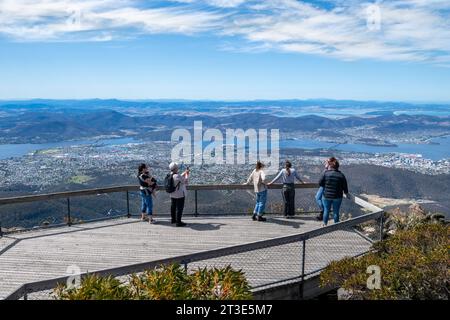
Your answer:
[318,157,349,226]
[245,161,268,222]
[267,160,304,218]
[138,163,157,223]
[315,160,331,221]
[166,162,189,227]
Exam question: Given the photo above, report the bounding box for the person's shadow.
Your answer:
[266,217,305,229]
[156,220,225,231]
[187,223,225,231]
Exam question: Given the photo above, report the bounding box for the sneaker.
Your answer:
[252,214,257,221]
[149,217,155,224]
[257,216,267,222]
[171,220,176,224]
[176,222,187,227]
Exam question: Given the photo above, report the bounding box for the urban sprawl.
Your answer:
[0,141,448,193]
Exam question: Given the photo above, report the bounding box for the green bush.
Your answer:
[320,222,449,300]
[54,264,253,300]
[129,264,192,300]
[54,274,133,300]
[189,266,252,300]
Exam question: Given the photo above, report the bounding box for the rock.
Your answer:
[362,226,376,234]
[337,288,353,300]
[409,203,426,218]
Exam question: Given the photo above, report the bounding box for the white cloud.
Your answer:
[0,0,223,40]
[225,0,450,64]
[0,0,450,65]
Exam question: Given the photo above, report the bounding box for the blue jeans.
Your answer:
[254,190,267,216]
[322,197,342,225]
[315,187,324,211]
[140,191,153,215]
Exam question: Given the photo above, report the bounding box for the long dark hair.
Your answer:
[138,163,147,176]
[285,160,292,176]
[256,161,264,171]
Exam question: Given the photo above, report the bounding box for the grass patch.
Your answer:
[69,175,93,184]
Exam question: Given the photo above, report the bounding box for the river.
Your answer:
[0,136,449,161]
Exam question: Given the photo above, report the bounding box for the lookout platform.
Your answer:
[0,184,384,299]
[0,215,374,299]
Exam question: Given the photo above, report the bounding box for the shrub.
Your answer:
[54,264,252,300]
[190,266,252,300]
[54,274,133,300]
[320,222,449,300]
[129,264,192,300]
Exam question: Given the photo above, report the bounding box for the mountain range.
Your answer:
[0,108,449,143]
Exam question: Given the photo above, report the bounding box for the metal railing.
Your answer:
[0,183,320,234]
[0,183,384,300]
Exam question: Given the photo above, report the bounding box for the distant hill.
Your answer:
[1,98,449,111]
[0,108,449,143]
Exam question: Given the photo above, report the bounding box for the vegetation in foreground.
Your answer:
[54,264,252,300]
[320,207,449,300]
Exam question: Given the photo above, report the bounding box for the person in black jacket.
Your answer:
[318,157,349,226]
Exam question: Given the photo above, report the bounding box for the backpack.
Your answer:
[164,173,180,193]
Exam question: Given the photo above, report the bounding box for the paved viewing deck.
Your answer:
[0,215,373,299]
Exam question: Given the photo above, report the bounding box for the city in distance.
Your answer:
[0,98,449,229]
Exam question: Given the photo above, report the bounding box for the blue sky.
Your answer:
[1,0,450,102]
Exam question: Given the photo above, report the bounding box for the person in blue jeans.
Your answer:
[315,161,330,221]
[138,163,157,223]
[245,161,268,222]
[140,190,153,220]
[254,189,268,218]
[315,186,324,220]
[318,157,349,226]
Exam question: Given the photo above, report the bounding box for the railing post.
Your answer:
[126,190,131,218]
[67,197,72,226]
[194,190,198,217]
[300,239,306,299]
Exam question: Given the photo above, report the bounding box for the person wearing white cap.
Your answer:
[167,162,189,227]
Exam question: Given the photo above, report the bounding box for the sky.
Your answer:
[1,0,450,102]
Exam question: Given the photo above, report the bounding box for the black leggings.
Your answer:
[171,197,185,223]
[282,184,296,216]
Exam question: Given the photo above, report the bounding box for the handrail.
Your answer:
[0,183,318,206]
[4,207,383,300]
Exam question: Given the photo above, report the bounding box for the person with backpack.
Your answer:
[318,157,349,226]
[165,162,189,227]
[245,161,268,222]
[267,160,304,218]
[138,163,157,223]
